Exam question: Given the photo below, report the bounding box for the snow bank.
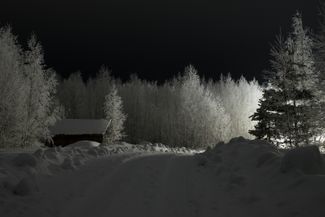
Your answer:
[201,137,325,175]
[198,137,325,217]
[0,141,193,197]
[69,140,100,148]
[281,145,324,174]
[201,137,283,169]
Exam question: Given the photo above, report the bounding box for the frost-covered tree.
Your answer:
[116,66,261,148]
[57,72,87,118]
[178,65,230,148]
[0,26,27,148]
[315,2,325,77]
[56,65,261,148]
[57,66,113,119]
[118,75,149,142]
[104,84,126,143]
[211,74,262,139]
[90,66,114,118]
[0,26,59,148]
[314,2,325,135]
[21,35,58,146]
[250,13,319,147]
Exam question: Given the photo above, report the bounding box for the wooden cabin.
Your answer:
[48,119,110,147]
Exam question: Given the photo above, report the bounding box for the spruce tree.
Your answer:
[250,12,319,147]
[249,89,281,143]
[314,2,325,139]
[104,84,126,144]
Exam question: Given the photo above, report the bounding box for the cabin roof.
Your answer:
[49,119,110,136]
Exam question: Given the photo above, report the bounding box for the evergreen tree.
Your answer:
[314,2,325,138]
[104,85,126,144]
[250,12,319,147]
[249,89,281,144]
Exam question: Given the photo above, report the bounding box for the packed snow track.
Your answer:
[1,139,325,217]
[6,153,219,217]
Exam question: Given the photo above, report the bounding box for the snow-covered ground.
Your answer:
[0,138,325,217]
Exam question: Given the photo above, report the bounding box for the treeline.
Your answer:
[7,6,325,149]
[58,66,262,148]
[0,24,262,149]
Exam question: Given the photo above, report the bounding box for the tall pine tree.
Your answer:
[314,2,325,139]
[250,12,319,147]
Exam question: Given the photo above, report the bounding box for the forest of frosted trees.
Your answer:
[4,3,325,150]
[57,66,262,148]
[0,24,262,149]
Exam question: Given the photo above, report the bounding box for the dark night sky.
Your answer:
[0,0,320,82]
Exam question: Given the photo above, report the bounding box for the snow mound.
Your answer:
[281,145,324,174]
[202,137,325,175]
[43,148,62,163]
[202,137,281,168]
[68,140,100,149]
[87,148,99,157]
[197,137,325,217]
[0,141,194,198]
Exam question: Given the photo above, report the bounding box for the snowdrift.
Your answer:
[201,137,325,175]
[0,141,193,197]
[197,137,325,217]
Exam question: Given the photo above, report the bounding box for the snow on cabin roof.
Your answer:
[49,119,110,136]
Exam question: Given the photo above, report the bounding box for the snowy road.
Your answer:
[16,153,220,217]
[3,143,325,217]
